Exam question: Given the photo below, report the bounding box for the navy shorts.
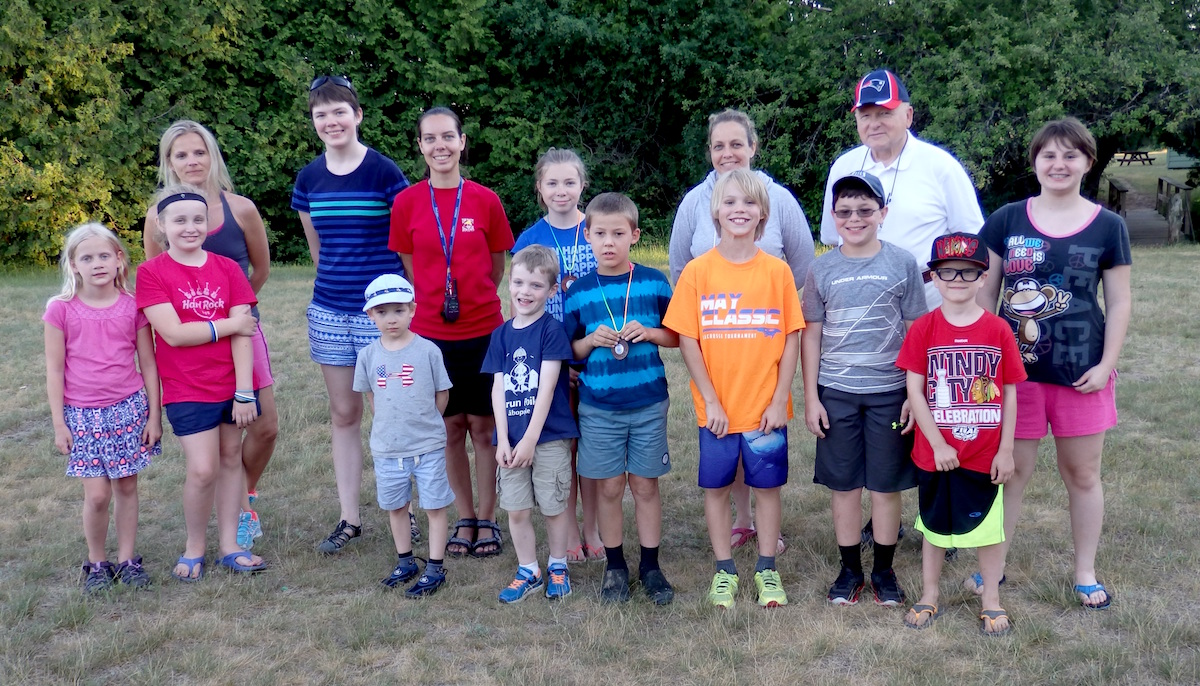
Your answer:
[812,386,916,493]
[697,427,788,489]
[165,395,260,437]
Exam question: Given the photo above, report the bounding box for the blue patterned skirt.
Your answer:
[64,389,160,479]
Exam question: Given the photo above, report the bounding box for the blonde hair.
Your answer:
[707,108,759,149]
[511,245,560,285]
[533,148,589,211]
[52,223,133,302]
[157,120,234,195]
[151,183,209,247]
[710,168,770,241]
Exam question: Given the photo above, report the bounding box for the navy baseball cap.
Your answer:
[928,232,989,269]
[832,171,887,206]
[852,69,910,111]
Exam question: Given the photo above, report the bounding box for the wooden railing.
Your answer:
[1107,177,1132,219]
[1156,176,1194,244]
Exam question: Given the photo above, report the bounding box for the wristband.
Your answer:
[233,392,256,404]
[208,321,217,343]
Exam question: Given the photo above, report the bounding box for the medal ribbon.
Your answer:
[547,211,584,280]
[430,179,464,286]
[598,263,634,334]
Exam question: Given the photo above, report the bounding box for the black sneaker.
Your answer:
[381,556,422,588]
[639,568,675,606]
[114,556,151,589]
[600,568,630,603]
[871,568,906,607]
[81,560,115,596]
[405,569,446,598]
[318,520,362,555]
[409,511,422,545]
[861,520,905,550]
[827,566,865,606]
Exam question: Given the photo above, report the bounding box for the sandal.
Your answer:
[409,510,422,545]
[447,518,477,558]
[979,608,1012,636]
[566,544,587,564]
[731,527,756,549]
[218,551,268,574]
[903,603,942,630]
[172,555,205,583]
[583,543,606,561]
[1074,583,1112,610]
[317,519,362,555]
[471,519,504,558]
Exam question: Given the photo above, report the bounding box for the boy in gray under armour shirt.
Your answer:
[800,171,928,608]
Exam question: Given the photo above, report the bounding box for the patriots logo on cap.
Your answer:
[866,78,885,92]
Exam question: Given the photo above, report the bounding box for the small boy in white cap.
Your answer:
[353,273,454,597]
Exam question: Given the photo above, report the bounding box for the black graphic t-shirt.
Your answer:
[980,200,1131,387]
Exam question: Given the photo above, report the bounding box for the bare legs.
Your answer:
[240,384,278,510]
[320,365,363,527]
[443,413,499,551]
[81,475,140,563]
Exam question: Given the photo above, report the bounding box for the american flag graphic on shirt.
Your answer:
[375,363,415,388]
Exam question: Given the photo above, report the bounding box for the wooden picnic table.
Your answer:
[1115,150,1153,166]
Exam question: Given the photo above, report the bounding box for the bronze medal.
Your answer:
[612,338,629,360]
[562,275,577,291]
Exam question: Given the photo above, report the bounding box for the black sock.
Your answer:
[715,558,737,576]
[755,555,776,573]
[839,545,862,575]
[873,543,896,575]
[427,558,443,575]
[397,551,413,561]
[638,545,660,576]
[605,545,627,572]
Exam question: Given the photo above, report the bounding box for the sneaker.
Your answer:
[499,567,543,604]
[708,570,739,609]
[545,563,572,600]
[81,560,115,596]
[754,569,788,608]
[114,556,151,589]
[599,568,630,604]
[640,568,675,606]
[409,510,422,545]
[381,556,422,589]
[871,569,906,607]
[237,510,262,550]
[247,490,258,506]
[317,520,362,554]
[861,520,906,550]
[827,566,865,606]
[405,568,446,598]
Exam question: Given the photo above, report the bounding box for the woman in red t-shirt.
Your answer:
[389,107,515,558]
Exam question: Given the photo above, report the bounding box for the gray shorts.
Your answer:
[497,439,573,515]
[577,399,671,480]
[374,448,455,511]
[813,386,916,493]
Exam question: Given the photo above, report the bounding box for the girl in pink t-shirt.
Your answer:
[137,184,266,580]
[44,223,163,595]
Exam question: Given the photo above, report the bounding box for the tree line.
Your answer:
[2,0,1197,264]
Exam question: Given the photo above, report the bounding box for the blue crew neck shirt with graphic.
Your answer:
[563,264,673,411]
[482,313,580,445]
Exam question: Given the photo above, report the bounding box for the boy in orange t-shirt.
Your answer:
[664,168,804,610]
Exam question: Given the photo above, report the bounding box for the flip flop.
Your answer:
[776,533,788,556]
[566,544,587,564]
[172,555,205,583]
[218,551,267,574]
[979,608,1012,636]
[1074,583,1112,610]
[731,527,756,549]
[903,603,942,630]
[446,518,477,558]
[583,543,606,561]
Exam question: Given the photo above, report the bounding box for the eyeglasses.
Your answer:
[832,209,879,219]
[309,75,357,95]
[933,267,984,282]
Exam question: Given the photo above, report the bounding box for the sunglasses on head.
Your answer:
[309,75,356,95]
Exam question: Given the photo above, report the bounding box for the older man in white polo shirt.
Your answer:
[820,68,984,307]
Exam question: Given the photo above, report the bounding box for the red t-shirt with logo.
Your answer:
[389,179,514,341]
[136,252,257,403]
[896,308,1027,473]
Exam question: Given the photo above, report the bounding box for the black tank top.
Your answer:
[203,192,260,318]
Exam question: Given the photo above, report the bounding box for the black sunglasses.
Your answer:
[309,75,357,95]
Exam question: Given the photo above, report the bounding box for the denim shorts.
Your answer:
[374,448,455,511]
[577,399,670,480]
[307,302,380,367]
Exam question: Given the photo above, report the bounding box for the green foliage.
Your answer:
[1,0,1197,264]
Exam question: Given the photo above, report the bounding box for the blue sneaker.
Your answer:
[382,556,422,589]
[405,568,446,598]
[236,510,261,550]
[247,490,258,507]
[498,567,543,604]
[545,563,571,600]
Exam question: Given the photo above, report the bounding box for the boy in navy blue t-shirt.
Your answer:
[483,246,581,603]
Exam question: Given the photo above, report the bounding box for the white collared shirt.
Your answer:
[820,133,984,305]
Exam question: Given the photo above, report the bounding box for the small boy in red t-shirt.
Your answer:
[896,232,1026,636]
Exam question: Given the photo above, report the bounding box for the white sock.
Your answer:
[547,555,567,568]
[519,562,540,578]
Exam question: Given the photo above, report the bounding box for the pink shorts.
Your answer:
[251,323,275,390]
[1014,370,1117,440]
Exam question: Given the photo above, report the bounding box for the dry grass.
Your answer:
[1,245,1198,685]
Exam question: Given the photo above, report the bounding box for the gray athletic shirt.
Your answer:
[802,241,928,393]
[353,335,452,457]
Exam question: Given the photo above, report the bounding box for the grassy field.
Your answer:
[2,244,1199,685]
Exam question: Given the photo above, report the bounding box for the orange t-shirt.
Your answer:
[664,249,805,433]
